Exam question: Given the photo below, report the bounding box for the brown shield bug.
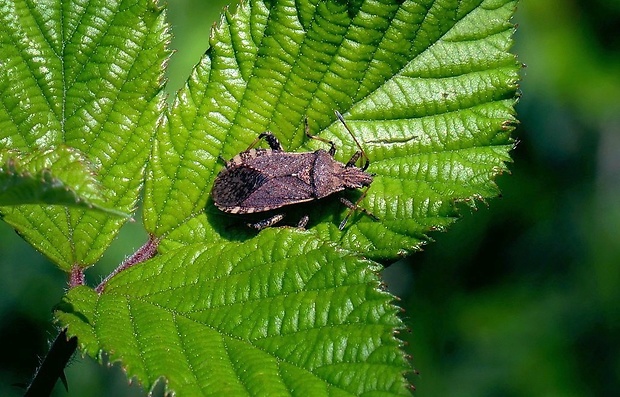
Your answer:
[211,111,377,230]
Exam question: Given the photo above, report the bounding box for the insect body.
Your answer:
[211,112,376,230]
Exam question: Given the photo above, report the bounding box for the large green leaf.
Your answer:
[49,0,519,395]
[0,0,169,270]
[145,0,518,261]
[57,228,409,396]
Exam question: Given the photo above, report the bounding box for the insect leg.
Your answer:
[338,187,379,230]
[247,214,285,230]
[297,215,309,229]
[217,155,233,168]
[335,111,370,170]
[304,117,336,156]
[345,151,362,168]
[246,132,283,151]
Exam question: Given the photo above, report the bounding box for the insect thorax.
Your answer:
[311,150,373,198]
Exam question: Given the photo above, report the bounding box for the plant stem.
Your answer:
[25,328,77,396]
[96,234,159,293]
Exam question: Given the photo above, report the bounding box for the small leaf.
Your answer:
[57,229,410,396]
[0,147,128,217]
[0,0,170,270]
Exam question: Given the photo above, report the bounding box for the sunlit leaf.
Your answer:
[49,0,519,395]
[57,229,410,396]
[0,0,169,270]
[0,147,128,217]
[145,0,518,261]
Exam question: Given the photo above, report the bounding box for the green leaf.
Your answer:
[50,0,519,394]
[145,0,519,261]
[0,0,169,270]
[56,229,409,396]
[0,147,129,217]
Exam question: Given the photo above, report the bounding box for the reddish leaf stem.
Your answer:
[95,234,159,294]
[69,265,85,288]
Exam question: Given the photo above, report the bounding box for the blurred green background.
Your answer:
[1,0,619,395]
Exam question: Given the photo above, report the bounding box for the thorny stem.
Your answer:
[96,234,159,293]
[25,236,160,395]
[24,329,77,397]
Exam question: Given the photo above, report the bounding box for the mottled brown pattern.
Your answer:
[212,142,372,214]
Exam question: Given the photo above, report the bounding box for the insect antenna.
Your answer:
[334,110,370,171]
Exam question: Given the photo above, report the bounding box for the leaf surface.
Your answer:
[57,229,409,396]
[50,0,520,395]
[0,0,169,270]
[145,0,518,261]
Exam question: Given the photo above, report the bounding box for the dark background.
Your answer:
[1,0,618,395]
